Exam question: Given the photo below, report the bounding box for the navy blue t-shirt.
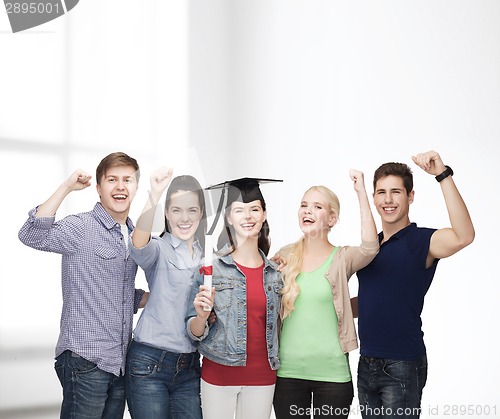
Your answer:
[357,223,438,360]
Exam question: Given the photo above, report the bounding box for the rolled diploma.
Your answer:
[203,235,212,311]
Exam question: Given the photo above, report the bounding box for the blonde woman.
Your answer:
[273,170,379,419]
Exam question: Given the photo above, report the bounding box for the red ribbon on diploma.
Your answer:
[199,266,213,275]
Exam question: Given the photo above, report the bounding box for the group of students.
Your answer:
[18,149,474,419]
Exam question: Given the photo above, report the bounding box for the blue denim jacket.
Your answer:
[186,249,283,370]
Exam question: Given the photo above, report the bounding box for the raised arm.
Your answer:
[411,150,475,265]
[133,167,173,248]
[349,169,378,243]
[35,170,92,217]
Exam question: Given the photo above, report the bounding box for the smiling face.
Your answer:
[298,189,337,239]
[96,165,139,224]
[165,190,203,245]
[373,175,414,229]
[227,199,267,244]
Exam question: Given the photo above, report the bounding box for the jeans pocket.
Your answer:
[70,353,99,375]
[212,279,234,310]
[382,359,408,383]
[128,358,158,378]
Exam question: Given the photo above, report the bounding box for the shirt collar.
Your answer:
[380,222,417,244]
[162,231,202,253]
[93,202,134,231]
[218,246,276,270]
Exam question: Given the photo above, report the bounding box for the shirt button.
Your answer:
[269,305,274,310]
[267,286,272,291]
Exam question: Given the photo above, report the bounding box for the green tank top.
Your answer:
[277,247,351,382]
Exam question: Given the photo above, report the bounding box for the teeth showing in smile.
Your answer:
[383,207,396,213]
[113,195,127,200]
[303,217,314,224]
[241,223,255,229]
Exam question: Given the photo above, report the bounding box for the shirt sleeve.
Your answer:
[129,234,162,271]
[18,207,83,255]
[342,239,380,276]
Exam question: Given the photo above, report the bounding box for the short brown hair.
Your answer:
[95,152,140,185]
[373,162,413,194]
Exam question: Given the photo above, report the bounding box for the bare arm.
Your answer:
[349,169,378,243]
[35,170,92,217]
[138,291,149,308]
[132,167,173,249]
[412,151,475,266]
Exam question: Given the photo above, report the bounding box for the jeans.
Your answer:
[125,340,202,419]
[273,377,354,418]
[54,350,125,419]
[357,355,428,419]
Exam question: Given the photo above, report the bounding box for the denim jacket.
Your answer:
[186,249,283,370]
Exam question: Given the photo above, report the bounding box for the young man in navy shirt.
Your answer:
[356,150,475,419]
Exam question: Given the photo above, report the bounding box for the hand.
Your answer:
[271,252,287,272]
[411,150,446,176]
[150,166,173,196]
[193,285,215,319]
[349,169,366,193]
[64,170,92,192]
[208,310,217,325]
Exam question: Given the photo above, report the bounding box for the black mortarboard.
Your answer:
[206,177,282,234]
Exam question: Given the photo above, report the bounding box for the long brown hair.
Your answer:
[160,175,207,250]
[217,193,271,257]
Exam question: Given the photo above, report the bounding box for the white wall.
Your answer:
[1,1,498,417]
[188,2,499,417]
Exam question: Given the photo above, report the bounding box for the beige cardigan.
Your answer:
[324,240,379,353]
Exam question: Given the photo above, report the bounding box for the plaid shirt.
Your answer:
[18,202,143,376]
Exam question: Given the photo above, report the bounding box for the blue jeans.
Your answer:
[357,355,428,419]
[54,350,125,419]
[125,340,202,419]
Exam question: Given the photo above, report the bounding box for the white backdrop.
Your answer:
[1,1,498,417]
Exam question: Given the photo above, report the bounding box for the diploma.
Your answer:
[203,234,213,290]
[202,232,213,311]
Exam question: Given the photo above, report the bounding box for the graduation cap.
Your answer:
[201,177,282,299]
[206,177,283,234]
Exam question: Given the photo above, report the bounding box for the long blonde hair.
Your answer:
[280,186,340,320]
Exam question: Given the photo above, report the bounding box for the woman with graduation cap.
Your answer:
[186,177,283,419]
[272,170,379,419]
